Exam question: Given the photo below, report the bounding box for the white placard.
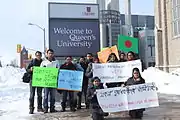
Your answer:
[96,83,159,113]
[93,60,142,83]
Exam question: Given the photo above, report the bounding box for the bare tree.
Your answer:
[9,59,18,67]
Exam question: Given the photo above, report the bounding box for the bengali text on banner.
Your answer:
[58,70,84,91]
[32,67,59,88]
[93,59,142,83]
[96,82,159,113]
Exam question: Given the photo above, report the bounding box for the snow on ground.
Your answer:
[0,66,30,120]
[142,67,180,95]
[170,68,180,76]
[0,66,180,119]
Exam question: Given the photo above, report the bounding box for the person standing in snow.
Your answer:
[76,56,89,109]
[26,51,43,114]
[85,56,100,109]
[87,77,104,120]
[119,52,127,62]
[123,67,145,119]
[59,56,77,112]
[86,53,94,64]
[127,51,136,61]
[40,49,59,113]
[105,53,122,88]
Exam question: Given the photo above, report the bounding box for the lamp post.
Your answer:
[28,23,46,55]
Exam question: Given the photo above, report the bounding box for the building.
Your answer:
[96,0,105,10]
[97,0,155,65]
[20,47,28,68]
[106,0,119,11]
[155,0,180,72]
[120,14,155,67]
[139,29,155,68]
[120,14,154,32]
[98,0,121,47]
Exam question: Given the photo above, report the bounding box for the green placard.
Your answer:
[32,67,59,88]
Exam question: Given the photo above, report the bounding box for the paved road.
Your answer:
[24,94,180,120]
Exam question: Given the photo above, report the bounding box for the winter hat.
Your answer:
[91,77,101,83]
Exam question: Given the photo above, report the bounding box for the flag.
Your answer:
[118,35,139,53]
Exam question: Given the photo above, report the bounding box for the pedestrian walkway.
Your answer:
[26,94,180,120]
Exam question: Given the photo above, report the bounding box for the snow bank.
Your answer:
[0,66,29,120]
[142,67,180,95]
[170,68,180,76]
[0,66,180,119]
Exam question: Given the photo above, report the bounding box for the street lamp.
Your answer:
[28,23,46,55]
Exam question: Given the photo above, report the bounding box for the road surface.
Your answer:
[23,94,180,120]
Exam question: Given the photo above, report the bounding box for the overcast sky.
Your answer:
[0,0,154,64]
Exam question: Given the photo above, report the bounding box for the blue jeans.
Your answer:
[29,82,43,109]
[43,88,56,109]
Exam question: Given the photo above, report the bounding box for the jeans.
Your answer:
[77,84,88,107]
[29,83,43,109]
[43,88,56,109]
[91,107,104,120]
[61,90,74,109]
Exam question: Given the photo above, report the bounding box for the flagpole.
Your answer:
[108,20,112,47]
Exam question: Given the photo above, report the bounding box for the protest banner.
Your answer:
[93,59,142,83]
[58,70,84,91]
[100,47,108,51]
[96,82,159,113]
[32,67,59,88]
[98,45,119,63]
[110,45,120,60]
[98,48,112,63]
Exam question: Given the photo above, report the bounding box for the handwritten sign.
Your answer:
[110,45,120,60]
[98,48,112,63]
[58,70,84,91]
[96,82,159,113]
[32,67,59,88]
[93,60,142,82]
[98,45,119,63]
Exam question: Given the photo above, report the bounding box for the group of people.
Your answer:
[26,49,145,119]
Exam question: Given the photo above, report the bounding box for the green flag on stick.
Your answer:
[118,35,139,53]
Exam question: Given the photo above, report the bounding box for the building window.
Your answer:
[147,36,155,46]
[147,36,155,57]
[172,0,180,37]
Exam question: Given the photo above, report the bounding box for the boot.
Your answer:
[37,108,44,112]
[103,112,109,117]
[86,105,89,109]
[77,106,81,110]
[50,107,58,113]
[60,107,66,112]
[70,107,76,112]
[43,108,48,113]
[29,107,34,114]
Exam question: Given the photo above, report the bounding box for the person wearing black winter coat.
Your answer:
[87,77,104,120]
[119,52,127,62]
[106,53,122,88]
[26,51,43,114]
[124,67,145,119]
[77,57,89,109]
[59,56,77,112]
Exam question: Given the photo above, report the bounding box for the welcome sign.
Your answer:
[49,3,100,56]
